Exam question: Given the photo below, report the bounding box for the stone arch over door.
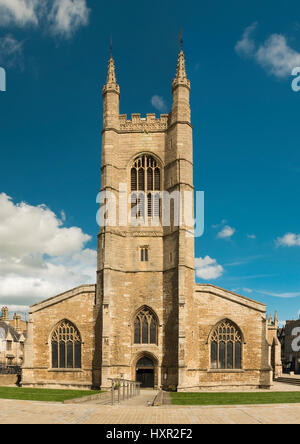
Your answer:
[132,352,159,388]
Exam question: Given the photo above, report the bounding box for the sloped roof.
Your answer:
[195,284,266,313]
[30,284,96,314]
[0,321,23,342]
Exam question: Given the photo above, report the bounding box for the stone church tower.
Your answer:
[97,49,196,390]
[22,48,281,392]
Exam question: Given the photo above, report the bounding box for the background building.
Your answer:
[278,318,300,374]
[0,307,27,367]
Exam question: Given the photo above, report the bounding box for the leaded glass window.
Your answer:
[51,320,82,369]
[134,309,157,345]
[210,320,243,370]
[134,318,140,344]
[130,154,161,219]
[211,341,218,369]
[235,342,242,370]
[150,318,156,344]
[140,247,149,262]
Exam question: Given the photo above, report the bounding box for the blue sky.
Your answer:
[0,0,300,323]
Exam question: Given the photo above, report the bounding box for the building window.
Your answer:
[51,320,82,369]
[134,308,157,345]
[6,341,12,351]
[210,320,242,370]
[131,154,161,219]
[140,247,149,262]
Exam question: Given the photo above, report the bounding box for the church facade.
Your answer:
[22,49,281,391]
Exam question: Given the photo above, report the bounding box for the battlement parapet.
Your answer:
[119,113,169,132]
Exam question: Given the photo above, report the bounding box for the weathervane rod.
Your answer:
[110,36,113,58]
[179,29,183,50]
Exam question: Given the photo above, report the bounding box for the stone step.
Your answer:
[276,377,300,386]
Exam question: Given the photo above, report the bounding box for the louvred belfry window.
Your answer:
[131,154,161,218]
[134,308,157,345]
[210,320,242,370]
[51,320,82,369]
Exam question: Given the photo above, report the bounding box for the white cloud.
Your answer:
[247,234,256,239]
[235,22,257,57]
[256,34,300,78]
[242,288,253,294]
[265,291,300,298]
[0,193,90,256]
[231,287,253,294]
[61,210,66,222]
[49,0,90,38]
[195,256,224,280]
[235,23,300,78]
[257,289,300,298]
[5,305,30,314]
[0,34,23,67]
[212,219,227,229]
[0,193,96,310]
[277,233,300,247]
[151,95,167,112]
[225,255,264,268]
[0,0,41,26]
[217,225,236,239]
[0,0,90,39]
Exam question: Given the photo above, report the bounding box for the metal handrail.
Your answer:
[108,378,141,405]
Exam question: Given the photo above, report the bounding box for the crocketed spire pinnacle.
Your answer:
[176,50,187,80]
[107,57,117,84]
[172,49,190,91]
[103,56,120,95]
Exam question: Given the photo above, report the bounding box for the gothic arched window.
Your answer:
[134,308,158,345]
[131,154,161,218]
[51,320,82,369]
[210,320,243,370]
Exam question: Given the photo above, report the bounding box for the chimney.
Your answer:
[274,311,278,328]
[1,307,8,321]
[14,313,21,332]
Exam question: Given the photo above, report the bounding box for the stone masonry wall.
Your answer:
[22,286,98,390]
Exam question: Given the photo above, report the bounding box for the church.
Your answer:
[22,48,282,392]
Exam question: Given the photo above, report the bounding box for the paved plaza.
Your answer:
[1,385,300,424]
[0,398,300,424]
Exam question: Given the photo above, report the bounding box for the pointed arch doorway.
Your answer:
[136,356,155,388]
